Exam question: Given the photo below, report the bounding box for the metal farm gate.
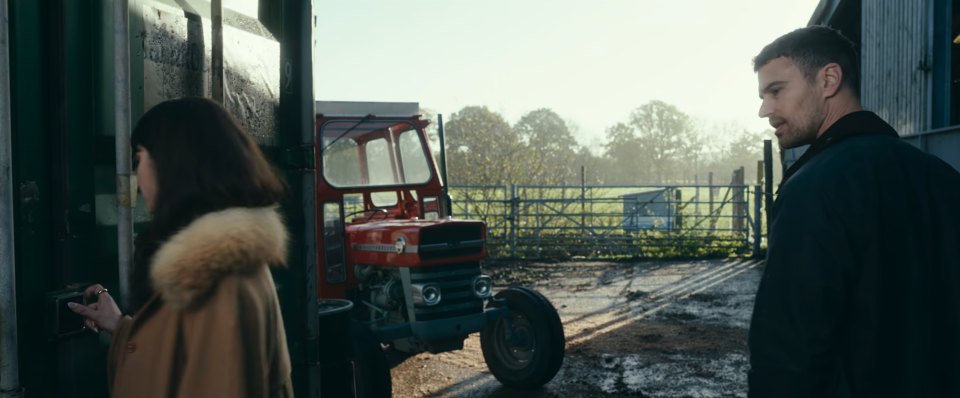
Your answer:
[449,182,763,259]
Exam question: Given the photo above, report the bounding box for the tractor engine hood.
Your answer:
[346,218,487,267]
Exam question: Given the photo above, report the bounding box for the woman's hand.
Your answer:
[68,283,122,335]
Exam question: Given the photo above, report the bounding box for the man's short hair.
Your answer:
[753,26,860,98]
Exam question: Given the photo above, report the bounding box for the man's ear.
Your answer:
[821,63,843,98]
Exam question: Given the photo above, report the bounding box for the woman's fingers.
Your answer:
[69,302,99,333]
[70,300,109,334]
[83,284,105,298]
[75,282,122,335]
[67,301,87,314]
[84,318,99,333]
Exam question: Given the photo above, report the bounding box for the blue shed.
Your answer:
[621,189,674,232]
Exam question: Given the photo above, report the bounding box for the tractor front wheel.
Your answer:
[480,286,565,389]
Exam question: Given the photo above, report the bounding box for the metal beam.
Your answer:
[114,0,133,309]
[808,0,844,26]
[0,0,22,394]
[279,0,318,396]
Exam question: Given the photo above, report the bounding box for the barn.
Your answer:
[801,0,960,170]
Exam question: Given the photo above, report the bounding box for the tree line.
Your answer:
[439,100,777,187]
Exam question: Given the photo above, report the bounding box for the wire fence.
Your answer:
[449,183,764,260]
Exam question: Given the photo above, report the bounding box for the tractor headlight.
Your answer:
[411,283,442,306]
[472,275,493,298]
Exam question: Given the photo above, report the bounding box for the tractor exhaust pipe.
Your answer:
[437,114,452,216]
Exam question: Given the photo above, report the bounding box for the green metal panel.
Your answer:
[8,1,129,396]
[64,0,99,297]
[10,0,57,395]
[61,1,111,396]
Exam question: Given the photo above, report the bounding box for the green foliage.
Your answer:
[513,108,580,184]
[701,128,779,186]
[603,101,704,184]
[445,106,523,185]
[437,99,773,189]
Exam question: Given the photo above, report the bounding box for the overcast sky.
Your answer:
[314,1,821,151]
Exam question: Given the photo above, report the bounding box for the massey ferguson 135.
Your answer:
[314,101,565,395]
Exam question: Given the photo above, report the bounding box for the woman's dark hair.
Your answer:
[128,97,285,312]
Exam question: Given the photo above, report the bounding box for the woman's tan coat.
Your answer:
[108,207,293,398]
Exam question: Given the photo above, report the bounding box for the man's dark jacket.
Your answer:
[748,111,960,398]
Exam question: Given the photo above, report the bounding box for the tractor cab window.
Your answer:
[365,138,394,185]
[398,130,431,183]
[320,120,433,188]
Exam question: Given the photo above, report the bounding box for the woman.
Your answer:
[69,97,293,397]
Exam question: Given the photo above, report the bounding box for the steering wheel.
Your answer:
[345,207,389,222]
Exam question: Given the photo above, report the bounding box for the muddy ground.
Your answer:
[390,258,763,398]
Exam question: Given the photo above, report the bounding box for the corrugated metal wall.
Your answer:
[861,0,929,136]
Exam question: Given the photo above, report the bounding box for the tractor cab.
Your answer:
[313,102,486,295]
[317,103,442,220]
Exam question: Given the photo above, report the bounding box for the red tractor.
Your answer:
[313,101,565,395]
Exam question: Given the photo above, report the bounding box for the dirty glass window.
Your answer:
[322,202,346,283]
[322,138,361,186]
[321,120,432,188]
[398,130,432,184]
[365,138,396,186]
[370,191,398,207]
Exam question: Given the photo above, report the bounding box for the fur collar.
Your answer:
[150,206,288,309]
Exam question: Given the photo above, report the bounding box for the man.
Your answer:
[749,26,960,397]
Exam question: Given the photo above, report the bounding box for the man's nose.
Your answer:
[758,99,772,118]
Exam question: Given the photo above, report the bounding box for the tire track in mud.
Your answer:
[561,259,759,347]
[391,258,763,397]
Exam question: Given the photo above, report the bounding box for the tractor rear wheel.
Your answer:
[480,286,565,389]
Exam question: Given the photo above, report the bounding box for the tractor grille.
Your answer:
[418,224,484,260]
[409,262,484,321]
